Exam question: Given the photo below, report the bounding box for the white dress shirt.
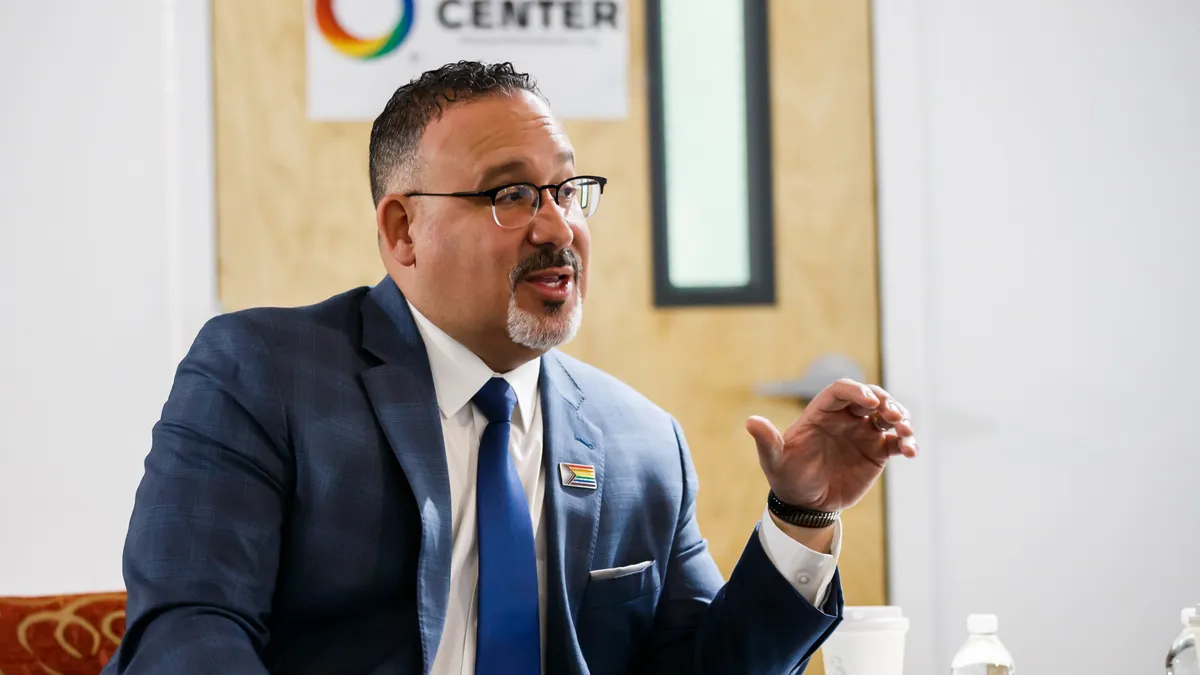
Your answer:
[407,303,842,675]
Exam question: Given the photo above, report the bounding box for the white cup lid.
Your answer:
[837,606,909,632]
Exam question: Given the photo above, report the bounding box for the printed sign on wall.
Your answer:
[307,0,629,120]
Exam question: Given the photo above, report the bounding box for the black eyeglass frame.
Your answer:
[405,175,608,227]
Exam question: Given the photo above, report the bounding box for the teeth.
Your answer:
[525,275,569,288]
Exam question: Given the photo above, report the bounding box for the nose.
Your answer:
[527,188,575,250]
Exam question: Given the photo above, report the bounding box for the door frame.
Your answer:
[164,0,221,363]
[871,0,940,673]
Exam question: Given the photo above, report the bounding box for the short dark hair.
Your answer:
[368,60,543,205]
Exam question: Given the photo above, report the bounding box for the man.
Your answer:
[104,61,918,675]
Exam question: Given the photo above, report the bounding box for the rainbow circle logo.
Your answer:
[315,0,415,60]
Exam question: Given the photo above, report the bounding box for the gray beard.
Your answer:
[506,293,583,351]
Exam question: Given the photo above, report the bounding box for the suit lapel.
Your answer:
[540,353,605,669]
[360,278,451,675]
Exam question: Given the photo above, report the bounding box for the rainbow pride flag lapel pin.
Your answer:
[558,463,597,490]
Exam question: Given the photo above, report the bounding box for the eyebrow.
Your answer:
[475,150,576,189]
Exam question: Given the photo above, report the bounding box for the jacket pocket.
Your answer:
[577,564,662,672]
[582,562,661,608]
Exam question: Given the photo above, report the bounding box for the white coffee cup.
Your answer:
[820,605,909,675]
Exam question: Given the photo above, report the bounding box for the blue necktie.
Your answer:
[473,377,540,675]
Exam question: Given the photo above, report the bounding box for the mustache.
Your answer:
[510,248,582,290]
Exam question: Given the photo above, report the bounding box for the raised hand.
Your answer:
[746,379,918,514]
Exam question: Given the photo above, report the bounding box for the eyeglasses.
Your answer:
[406,175,607,229]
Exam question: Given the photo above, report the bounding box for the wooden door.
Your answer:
[214,2,882,672]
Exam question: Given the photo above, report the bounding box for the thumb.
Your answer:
[746,415,784,465]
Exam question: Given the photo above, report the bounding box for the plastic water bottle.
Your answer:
[950,614,1015,675]
[1166,606,1200,675]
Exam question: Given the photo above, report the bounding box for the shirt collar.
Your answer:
[406,301,541,433]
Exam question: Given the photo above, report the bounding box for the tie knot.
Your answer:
[472,377,517,424]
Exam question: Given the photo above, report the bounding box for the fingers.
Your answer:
[872,422,920,459]
[818,379,882,413]
[867,385,908,426]
[858,385,917,439]
[824,379,918,438]
[868,384,918,457]
[821,380,908,429]
[812,379,919,458]
[888,433,920,459]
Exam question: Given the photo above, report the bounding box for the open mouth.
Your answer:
[525,273,571,288]
[523,266,573,285]
[521,267,575,300]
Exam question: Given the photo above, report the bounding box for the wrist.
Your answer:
[766,490,839,529]
[765,491,838,553]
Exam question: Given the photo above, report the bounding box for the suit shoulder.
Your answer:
[550,351,675,424]
[192,286,372,355]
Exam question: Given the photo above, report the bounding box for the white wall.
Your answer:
[875,1,1200,673]
[0,0,217,595]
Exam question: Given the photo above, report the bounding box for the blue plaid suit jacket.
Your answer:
[103,278,842,675]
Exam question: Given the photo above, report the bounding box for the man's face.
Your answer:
[395,91,591,365]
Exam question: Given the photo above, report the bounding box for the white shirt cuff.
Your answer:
[757,506,842,608]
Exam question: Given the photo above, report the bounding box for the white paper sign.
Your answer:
[306,0,629,120]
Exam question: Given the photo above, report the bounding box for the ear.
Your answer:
[377,194,416,266]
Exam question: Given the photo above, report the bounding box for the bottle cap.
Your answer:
[967,613,998,634]
[1186,605,1200,627]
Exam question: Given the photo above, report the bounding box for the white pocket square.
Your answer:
[588,560,654,581]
